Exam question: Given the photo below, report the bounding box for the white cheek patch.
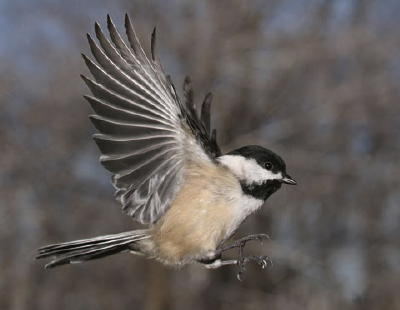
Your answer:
[218,155,282,184]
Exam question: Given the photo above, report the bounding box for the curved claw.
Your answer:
[235,255,273,280]
[259,256,272,269]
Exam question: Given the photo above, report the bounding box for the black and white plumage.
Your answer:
[82,14,220,224]
[37,15,296,273]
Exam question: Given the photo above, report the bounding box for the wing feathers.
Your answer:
[100,141,177,173]
[201,93,212,134]
[94,134,175,157]
[129,160,181,224]
[115,149,181,186]
[151,27,157,62]
[82,79,175,126]
[87,33,174,117]
[183,76,194,113]
[89,115,174,137]
[124,14,146,61]
[82,54,172,120]
[82,15,219,224]
[107,15,134,63]
[83,94,173,130]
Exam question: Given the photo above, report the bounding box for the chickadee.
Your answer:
[37,15,296,276]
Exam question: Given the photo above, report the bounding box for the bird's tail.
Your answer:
[36,230,151,268]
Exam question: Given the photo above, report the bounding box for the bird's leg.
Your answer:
[217,233,272,280]
[203,258,238,269]
[217,233,270,253]
[201,255,272,280]
[198,251,237,269]
[199,234,271,279]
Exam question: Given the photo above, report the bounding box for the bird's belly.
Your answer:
[152,198,234,265]
[151,166,239,265]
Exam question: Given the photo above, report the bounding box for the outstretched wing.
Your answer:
[82,15,220,224]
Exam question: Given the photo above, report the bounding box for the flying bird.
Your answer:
[37,14,296,279]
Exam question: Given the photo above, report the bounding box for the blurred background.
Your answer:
[1,0,399,309]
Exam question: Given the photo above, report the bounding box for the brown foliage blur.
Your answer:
[1,1,399,309]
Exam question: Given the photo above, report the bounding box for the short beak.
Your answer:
[281,174,297,185]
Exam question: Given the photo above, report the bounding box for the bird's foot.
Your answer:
[236,255,272,281]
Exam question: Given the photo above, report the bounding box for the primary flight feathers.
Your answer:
[82,14,220,224]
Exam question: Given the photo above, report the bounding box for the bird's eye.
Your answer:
[264,162,272,170]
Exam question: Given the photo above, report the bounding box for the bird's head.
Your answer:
[218,145,296,200]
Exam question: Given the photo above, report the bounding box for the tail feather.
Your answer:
[37,232,142,256]
[36,230,150,268]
